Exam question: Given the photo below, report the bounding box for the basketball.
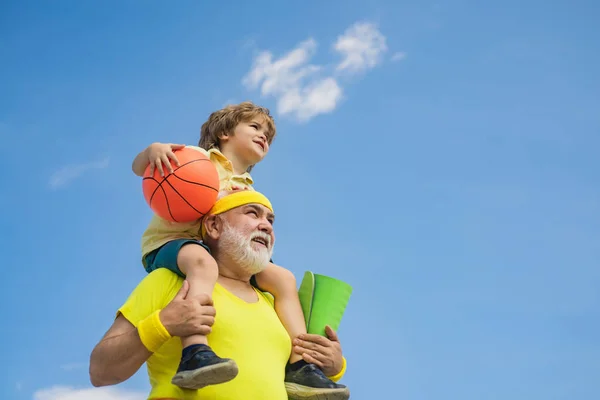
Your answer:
[142,147,220,223]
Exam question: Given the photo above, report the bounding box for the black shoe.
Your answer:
[171,345,238,390]
[285,361,350,400]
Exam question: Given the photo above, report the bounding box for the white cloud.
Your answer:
[34,386,146,400]
[242,21,396,122]
[334,22,388,73]
[391,52,407,62]
[277,77,342,122]
[49,157,110,190]
[243,39,343,122]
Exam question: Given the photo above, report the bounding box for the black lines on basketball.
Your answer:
[170,172,219,191]
[142,148,220,223]
[143,176,164,204]
[163,176,206,217]
[158,182,178,222]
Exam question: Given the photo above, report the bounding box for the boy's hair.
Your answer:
[198,101,276,151]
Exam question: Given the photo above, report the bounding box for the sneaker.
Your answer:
[285,361,350,400]
[171,344,238,390]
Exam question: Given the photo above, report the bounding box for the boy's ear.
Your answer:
[203,214,223,240]
[218,131,230,142]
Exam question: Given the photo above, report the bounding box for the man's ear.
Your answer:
[203,214,223,240]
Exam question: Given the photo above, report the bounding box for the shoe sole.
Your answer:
[171,359,239,390]
[285,383,350,400]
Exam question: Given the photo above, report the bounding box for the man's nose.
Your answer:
[258,219,273,234]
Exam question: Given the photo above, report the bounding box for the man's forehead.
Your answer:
[244,203,274,216]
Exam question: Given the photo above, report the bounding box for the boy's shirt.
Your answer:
[140,146,254,261]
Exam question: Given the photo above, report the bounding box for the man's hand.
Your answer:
[145,142,185,177]
[293,326,344,377]
[159,281,216,337]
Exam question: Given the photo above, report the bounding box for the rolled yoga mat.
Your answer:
[298,271,353,336]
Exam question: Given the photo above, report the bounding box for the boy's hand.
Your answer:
[146,143,185,177]
[293,326,344,377]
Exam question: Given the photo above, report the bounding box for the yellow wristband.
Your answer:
[138,310,172,353]
[327,356,347,382]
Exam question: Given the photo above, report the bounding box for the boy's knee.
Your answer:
[177,243,216,273]
[273,266,297,291]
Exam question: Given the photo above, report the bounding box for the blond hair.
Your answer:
[198,101,276,151]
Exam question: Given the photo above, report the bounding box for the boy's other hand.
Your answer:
[146,142,185,177]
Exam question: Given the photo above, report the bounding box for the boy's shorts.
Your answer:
[143,239,211,278]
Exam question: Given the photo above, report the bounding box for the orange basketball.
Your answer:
[142,147,219,222]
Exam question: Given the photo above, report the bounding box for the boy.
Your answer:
[132,102,348,399]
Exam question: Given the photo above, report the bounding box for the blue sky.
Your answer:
[1,1,599,399]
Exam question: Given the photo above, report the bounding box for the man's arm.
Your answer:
[89,315,151,386]
[89,279,216,387]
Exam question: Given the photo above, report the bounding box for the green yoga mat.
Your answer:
[298,271,353,336]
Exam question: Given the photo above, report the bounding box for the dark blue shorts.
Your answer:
[143,239,211,278]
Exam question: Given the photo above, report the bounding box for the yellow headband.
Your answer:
[201,191,273,238]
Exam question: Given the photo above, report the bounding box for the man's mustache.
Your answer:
[250,231,272,249]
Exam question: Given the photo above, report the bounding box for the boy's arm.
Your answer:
[132,142,185,177]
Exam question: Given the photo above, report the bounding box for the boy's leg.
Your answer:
[176,243,219,348]
[255,264,349,400]
[147,240,238,390]
[254,263,306,362]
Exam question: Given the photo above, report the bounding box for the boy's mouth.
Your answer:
[253,140,265,151]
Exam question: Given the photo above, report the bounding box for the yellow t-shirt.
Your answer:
[140,146,255,261]
[118,269,291,400]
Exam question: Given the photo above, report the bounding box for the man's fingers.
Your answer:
[199,315,215,327]
[301,352,324,369]
[297,334,331,347]
[196,324,212,336]
[149,163,155,177]
[198,305,216,317]
[170,143,185,150]
[294,342,331,360]
[192,294,214,307]
[174,280,190,300]
[325,326,339,342]
[298,339,327,353]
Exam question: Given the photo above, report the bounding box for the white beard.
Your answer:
[218,221,273,275]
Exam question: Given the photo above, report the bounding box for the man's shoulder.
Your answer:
[118,269,183,323]
[132,269,183,301]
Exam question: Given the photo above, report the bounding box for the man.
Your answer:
[89,191,349,400]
